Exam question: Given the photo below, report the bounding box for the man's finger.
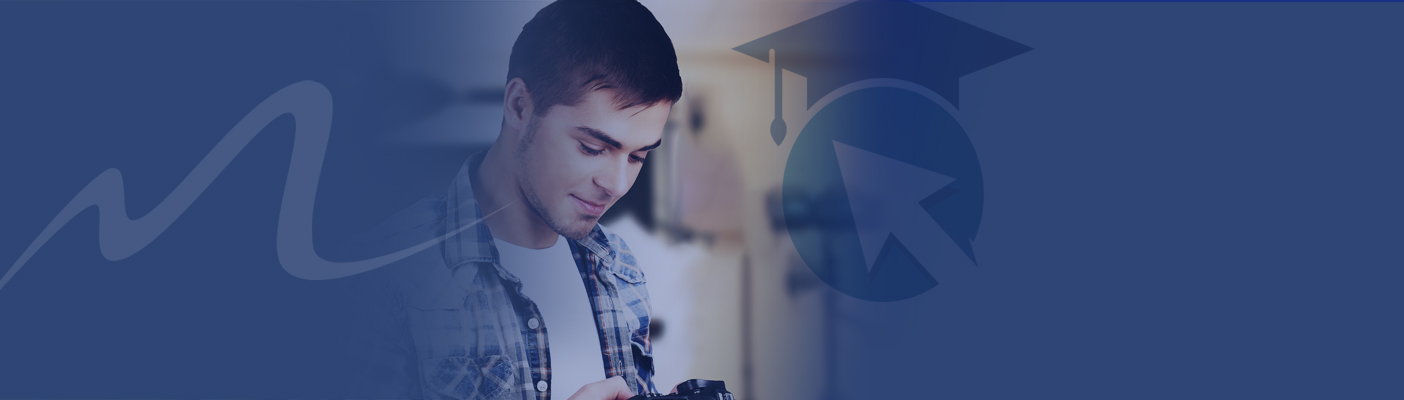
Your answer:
[567,376,635,400]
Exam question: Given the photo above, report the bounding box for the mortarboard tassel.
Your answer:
[769,49,786,146]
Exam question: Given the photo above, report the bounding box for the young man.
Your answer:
[358,1,682,400]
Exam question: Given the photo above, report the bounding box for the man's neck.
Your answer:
[473,139,561,250]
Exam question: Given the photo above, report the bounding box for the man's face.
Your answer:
[515,89,670,240]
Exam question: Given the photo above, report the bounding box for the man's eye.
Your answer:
[628,154,646,164]
[580,143,604,156]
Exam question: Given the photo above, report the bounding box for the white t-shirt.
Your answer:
[493,235,605,398]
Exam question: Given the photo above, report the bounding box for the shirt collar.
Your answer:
[575,224,617,264]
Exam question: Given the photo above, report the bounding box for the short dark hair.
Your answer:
[507,0,683,114]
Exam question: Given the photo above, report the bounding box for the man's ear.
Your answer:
[503,77,534,132]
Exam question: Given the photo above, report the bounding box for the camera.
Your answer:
[628,379,734,400]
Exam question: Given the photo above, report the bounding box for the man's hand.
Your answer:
[566,376,635,400]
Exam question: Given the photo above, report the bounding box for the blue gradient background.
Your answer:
[0,2,493,397]
[830,2,1403,399]
[0,1,1400,398]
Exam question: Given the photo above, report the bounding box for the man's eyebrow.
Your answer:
[637,139,663,152]
[576,126,662,152]
[576,126,622,149]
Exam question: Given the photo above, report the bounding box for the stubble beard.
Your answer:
[516,117,596,241]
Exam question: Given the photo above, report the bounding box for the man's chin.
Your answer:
[555,215,599,241]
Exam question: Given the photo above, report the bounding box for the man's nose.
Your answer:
[593,155,630,199]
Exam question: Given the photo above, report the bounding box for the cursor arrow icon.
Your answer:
[833,141,956,275]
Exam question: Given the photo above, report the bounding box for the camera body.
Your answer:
[628,379,734,400]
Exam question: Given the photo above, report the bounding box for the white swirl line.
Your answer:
[1,80,500,292]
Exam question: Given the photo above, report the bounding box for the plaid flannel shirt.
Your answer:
[356,153,656,400]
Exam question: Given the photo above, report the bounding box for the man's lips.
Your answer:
[570,195,607,216]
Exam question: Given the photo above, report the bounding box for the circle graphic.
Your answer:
[783,86,983,301]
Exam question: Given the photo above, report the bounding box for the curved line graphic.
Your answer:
[1,80,503,292]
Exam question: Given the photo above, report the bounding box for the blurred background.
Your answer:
[363,2,1404,398]
[366,2,847,399]
[314,1,1404,398]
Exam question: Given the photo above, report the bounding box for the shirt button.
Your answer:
[527,318,540,329]
[536,380,549,392]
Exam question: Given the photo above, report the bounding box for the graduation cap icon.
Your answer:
[739,1,1029,301]
[734,0,1031,145]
